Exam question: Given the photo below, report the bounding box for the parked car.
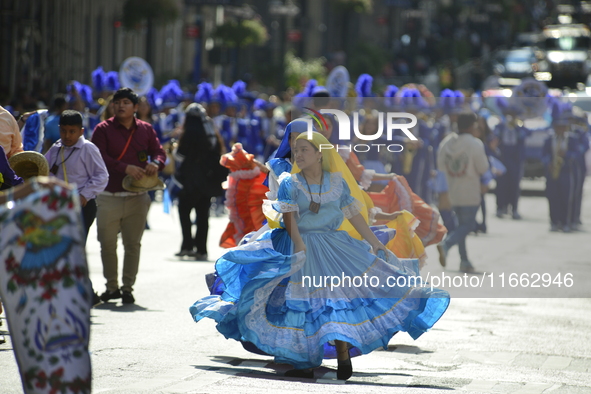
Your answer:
[540,24,591,88]
[492,47,538,80]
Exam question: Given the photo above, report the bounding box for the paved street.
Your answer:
[1,179,591,393]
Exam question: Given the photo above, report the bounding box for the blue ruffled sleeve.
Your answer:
[272,174,299,213]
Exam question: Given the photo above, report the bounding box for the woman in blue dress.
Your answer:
[190,132,450,380]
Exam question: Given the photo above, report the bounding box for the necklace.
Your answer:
[50,146,76,176]
[303,171,323,214]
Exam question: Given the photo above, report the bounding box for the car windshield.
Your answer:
[506,54,530,62]
[545,36,590,50]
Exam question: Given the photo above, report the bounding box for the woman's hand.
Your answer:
[370,241,388,258]
[253,159,270,174]
[373,172,396,181]
[375,211,403,222]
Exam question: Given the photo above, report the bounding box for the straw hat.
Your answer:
[8,151,50,179]
[122,174,165,192]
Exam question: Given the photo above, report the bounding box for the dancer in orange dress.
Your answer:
[219,143,269,248]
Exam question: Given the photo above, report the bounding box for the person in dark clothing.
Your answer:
[175,103,227,260]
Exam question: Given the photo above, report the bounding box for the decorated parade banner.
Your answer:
[326,66,350,98]
[119,57,154,96]
[0,183,92,394]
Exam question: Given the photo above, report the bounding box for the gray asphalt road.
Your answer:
[1,179,590,393]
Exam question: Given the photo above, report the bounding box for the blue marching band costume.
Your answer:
[542,101,589,232]
[493,97,532,220]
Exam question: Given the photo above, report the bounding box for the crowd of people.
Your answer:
[0,70,589,385]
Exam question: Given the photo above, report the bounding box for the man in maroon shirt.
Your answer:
[92,87,166,304]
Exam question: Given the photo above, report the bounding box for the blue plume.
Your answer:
[195,82,214,104]
[167,80,184,99]
[232,80,247,97]
[400,88,425,109]
[253,98,267,111]
[213,84,231,110]
[91,66,106,92]
[303,79,317,97]
[440,88,455,110]
[212,84,226,104]
[146,87,161,111]
[384,85,398,98]
[105,71,120,91]
[159,80,184,106]
[355,74,373,98]
[220,85,238,108]
[79,84,93,105]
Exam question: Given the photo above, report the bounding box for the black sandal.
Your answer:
[337,349,353,380]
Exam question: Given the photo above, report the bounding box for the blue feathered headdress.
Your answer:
[159,80,184,107]
[384,85,399,108]
[253,98,267,111]
[79,84,94,105]
[440,88,455,112]
[399,88,426,110]
[146,87,162,111]
[214,84,238,111]
[355,74,373,98]
[292,80,319,108]
[232,80,247,98]
[105,71,120,91]
[303,79,317,97]
[91,66,106,92]
[356,74,375,106]
[195,82,214,104]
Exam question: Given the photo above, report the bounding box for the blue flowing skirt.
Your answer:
[190,228,449,369]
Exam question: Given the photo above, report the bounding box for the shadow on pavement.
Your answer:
[189,356,455,388]
[92,303,152,312]
[385,344,434,354]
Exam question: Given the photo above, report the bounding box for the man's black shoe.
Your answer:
[122,291,135,304]
[92,292,102,307]
[100,289,122,302]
